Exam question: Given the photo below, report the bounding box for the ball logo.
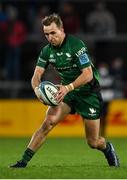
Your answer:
[39,81,59,106]
[46,86,57,100]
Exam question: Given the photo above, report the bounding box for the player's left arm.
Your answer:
[56,39,93,102]
[72,65,93,89]
[56,60,93,103]
[56,66,93,103]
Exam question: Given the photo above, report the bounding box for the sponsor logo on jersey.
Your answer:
[56,64,77,71]
[66,57,72,61]
[48,58,56,63]
[79,53,89,65]
[38,57,46,63]
[75,47,86,57]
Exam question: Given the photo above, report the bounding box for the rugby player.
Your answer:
[10,13,119,168]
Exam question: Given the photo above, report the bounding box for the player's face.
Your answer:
[43,22,65,46]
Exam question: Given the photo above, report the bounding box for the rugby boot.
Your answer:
[9,160,27,168]
[104,142,120,167]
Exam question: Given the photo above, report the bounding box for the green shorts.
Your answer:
[63,89,103,120]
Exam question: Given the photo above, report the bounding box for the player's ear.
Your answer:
[60,27,64,32]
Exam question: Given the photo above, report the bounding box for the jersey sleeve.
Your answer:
[73,39,91,69]
[36,46,49,68]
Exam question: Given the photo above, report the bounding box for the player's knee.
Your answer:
[87,139,98,149]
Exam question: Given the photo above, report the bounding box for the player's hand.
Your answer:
[55,85,69,103]
[55,84,61,90]
[34,87,45,104]
[34,87,41,99]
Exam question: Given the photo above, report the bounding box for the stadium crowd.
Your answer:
[0,0,127,100]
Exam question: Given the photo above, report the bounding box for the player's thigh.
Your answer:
[45,102,71,124]
[83,119,100,141]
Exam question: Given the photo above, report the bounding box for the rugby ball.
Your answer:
[38,81,59,106]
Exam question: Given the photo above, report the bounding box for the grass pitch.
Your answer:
[0,137,127,179]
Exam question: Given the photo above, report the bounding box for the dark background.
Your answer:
[0,0,127,98]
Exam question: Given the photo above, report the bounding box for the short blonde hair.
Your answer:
[42,13,63,28]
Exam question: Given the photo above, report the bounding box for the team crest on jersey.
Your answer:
[66,53,71,57]
[88,108,97,116]
[56,52,63,56]
[50,54,54,58]
[66,53,72,61]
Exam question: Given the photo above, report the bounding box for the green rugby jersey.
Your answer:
[36,34,100,92]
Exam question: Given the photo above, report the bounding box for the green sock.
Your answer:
[22,148,35,164]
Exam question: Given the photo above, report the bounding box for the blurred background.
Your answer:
[0,0,127,138]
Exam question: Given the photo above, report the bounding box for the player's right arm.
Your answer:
[31,66,45,90]
[31,66,45,100]
[31,45,50,100]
